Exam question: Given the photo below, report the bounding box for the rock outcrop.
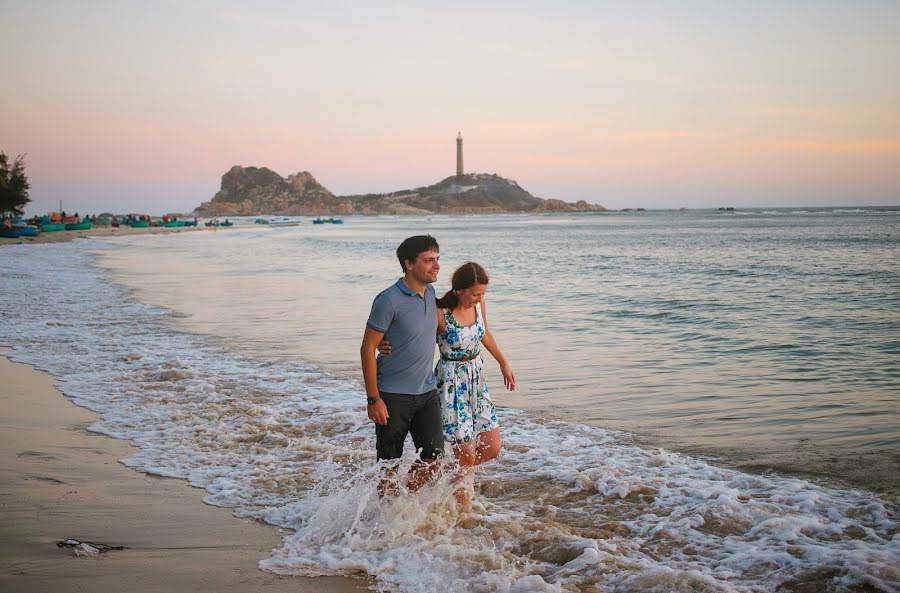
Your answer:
[194,167,349,216]
[194,168,605,215]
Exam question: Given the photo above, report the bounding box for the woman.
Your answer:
[380,261,515,509]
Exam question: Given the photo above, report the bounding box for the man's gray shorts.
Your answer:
[375,390,443,461]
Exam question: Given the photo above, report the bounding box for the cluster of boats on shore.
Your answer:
[0,214,221,238]
[2,214,95,238]
[2,213,346,239]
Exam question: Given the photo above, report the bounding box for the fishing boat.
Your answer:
[312,218,326,224]
[129,220,150,228]
[16,226,39,237]
[3,225,40,238]
[41,223,66,232]
[257,218,299,226]
[65,222,92,231]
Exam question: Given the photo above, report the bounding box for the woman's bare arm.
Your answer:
[480,299,515,391]
[436,304,446,335]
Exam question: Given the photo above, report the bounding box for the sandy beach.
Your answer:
[0,224,216,247]
[0,352,367,593]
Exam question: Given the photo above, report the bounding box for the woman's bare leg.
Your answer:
[474,428,501,465]
[449,429,500,510]
[452,442,476,511]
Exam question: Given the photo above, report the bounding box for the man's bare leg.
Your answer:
[406,458,440,492]
[378,464,401,498]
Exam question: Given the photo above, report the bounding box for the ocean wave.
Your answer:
[1,241,898,593]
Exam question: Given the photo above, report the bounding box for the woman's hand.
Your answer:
[377,340,391,356]
[500,363,516,391]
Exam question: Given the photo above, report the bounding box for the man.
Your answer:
[360,235,442,494]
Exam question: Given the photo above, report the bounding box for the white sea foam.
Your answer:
[1,240,898,593]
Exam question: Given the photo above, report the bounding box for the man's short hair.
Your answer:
[396,235,439,272]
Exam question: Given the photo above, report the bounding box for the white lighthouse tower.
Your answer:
[456,132,464,177]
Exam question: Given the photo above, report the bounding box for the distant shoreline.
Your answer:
[0,224,204,247]
[5,207,898,249]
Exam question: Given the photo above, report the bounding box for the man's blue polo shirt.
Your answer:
[366,278,438,395]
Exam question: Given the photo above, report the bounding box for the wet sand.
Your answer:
[0,352,368,593]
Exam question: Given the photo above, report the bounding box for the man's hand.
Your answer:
[368,398,389,425]
[361,327,387,424]
[377,340,392,356]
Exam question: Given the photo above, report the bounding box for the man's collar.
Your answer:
[396,277,430,297]
[395,277,416,296]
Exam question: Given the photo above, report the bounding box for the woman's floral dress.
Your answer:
[435,304,498,444]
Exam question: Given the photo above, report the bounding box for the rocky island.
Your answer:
[193,166,604,216]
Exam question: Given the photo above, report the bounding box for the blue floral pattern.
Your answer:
[435,304,498,443]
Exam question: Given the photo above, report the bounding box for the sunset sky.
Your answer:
[3,0,898,214]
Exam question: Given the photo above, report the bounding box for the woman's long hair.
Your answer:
[437,262,490,309]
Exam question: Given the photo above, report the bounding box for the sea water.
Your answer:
[1,208,898,592]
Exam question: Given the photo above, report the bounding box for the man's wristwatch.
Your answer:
[366,396,380,406]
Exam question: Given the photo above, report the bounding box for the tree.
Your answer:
[0,152,31,218]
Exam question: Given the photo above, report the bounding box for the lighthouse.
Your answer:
[456,132,464,176]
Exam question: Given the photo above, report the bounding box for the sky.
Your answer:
[2,0,899,214]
